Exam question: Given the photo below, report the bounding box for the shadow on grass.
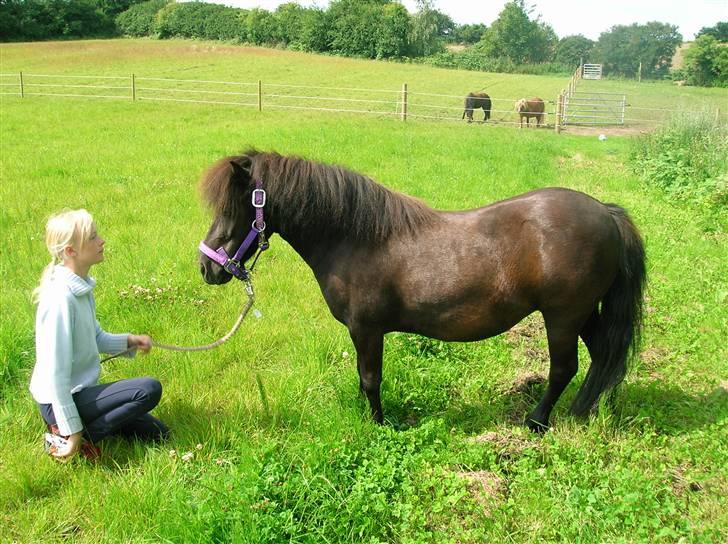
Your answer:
[383,376,547,433]
[91,376,726,468]
[382,378,726,436]
[617,380,728,435]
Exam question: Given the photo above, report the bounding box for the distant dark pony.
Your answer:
[199,150,646,431]
[462,92,492,123]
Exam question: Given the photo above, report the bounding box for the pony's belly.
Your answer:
[396,303,531,342]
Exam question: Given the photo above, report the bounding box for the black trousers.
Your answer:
[39,377,169,443]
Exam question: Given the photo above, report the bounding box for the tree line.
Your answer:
[1,0,725,86]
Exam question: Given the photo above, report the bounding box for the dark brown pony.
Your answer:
[199,150,646,431]
[462,92,491,123]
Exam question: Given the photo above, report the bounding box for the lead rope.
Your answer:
[100,279,256,363]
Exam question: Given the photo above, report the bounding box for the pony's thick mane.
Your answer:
[202,150,438,242]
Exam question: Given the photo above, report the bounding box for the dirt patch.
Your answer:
[509,371,547,395]
[457,470,506,515]
[639,346,669,381]
[470,428,538,460]
[670,464,704,496]
[559,125,652,137]
[506,314,549,367]
[506,314,544,342]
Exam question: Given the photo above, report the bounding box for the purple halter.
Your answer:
[199,179,268,281]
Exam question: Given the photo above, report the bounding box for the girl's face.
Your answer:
[74,226,105,268]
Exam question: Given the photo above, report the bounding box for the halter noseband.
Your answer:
[198,179,269,281]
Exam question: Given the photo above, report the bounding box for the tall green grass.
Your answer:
[1,40,726,543]
[631,112,728,224]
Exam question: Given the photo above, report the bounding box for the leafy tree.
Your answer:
[554,34,594,66]
[155,2,215,39]
[245,8,280,45]
[683,34,728,87]
[375,2,410,58]
[274,3,329,52]
[296,7,329,52]
[452,23,487,45]
[326,0,410,59]
[274,3,306,46]
[594,22,682,78]
[430,9,455,42]
[1,0,118,40]
[202,4,242,41]
[475,0,557,63]
[94,0,146,18]
[116,0,169,37]
[408,0,445,56]
[696,22,728,42]
[327,0,380,57]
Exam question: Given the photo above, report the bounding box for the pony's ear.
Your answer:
[229,156,252,183]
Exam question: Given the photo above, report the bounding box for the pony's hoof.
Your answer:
[525,417,549,434]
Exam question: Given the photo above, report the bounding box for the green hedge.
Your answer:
[418,50,573,75]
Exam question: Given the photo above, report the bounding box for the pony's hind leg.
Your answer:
[525,316,580,432]
[578,309,600,362]
[349,327,384,423]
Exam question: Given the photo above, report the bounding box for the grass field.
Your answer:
[2,39,727,129]
[1,39,727,543]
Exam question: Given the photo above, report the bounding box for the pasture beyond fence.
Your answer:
[1,71,724,132]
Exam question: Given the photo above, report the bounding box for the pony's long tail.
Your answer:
[571,204,646,416]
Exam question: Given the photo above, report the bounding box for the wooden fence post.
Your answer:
[131,73,136,101]
[258,80,262,112]
[19,71,24,98]
[555,92,562,134]
[401,83,407,122]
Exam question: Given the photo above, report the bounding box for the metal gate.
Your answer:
[582,64,603,80]
[562,91,626,126]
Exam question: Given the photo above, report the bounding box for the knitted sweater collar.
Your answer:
[55,265,96,296]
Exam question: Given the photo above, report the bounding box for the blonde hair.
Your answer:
[32,209,96,303]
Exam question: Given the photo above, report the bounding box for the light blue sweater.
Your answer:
[29,265,131,436]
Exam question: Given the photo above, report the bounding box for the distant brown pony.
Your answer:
[462,92,492,123]
[199,150,646,431]
[516,97,545,128]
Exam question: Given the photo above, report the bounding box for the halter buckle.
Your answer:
[252,189,266,208]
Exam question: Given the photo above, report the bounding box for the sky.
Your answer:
[215,0,728,41]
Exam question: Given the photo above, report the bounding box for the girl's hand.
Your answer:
[52,432,82,460]
[128,334,152,354]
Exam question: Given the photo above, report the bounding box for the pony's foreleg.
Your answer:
[349,327,384,423]
[525,319,579,432]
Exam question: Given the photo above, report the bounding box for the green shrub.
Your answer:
[116,0,169,37]
[202,5,244,41]
[417,50,572,75]
[155,1,242,41]
[1,0,117,40]
[682,35,728,88]
[631,112,728,220]
[289,7,329,52]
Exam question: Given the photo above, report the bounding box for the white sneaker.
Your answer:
[44,432,69,456]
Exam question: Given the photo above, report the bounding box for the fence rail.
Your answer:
[1,71,725,132]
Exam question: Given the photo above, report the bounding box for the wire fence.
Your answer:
[1,71,725,132]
